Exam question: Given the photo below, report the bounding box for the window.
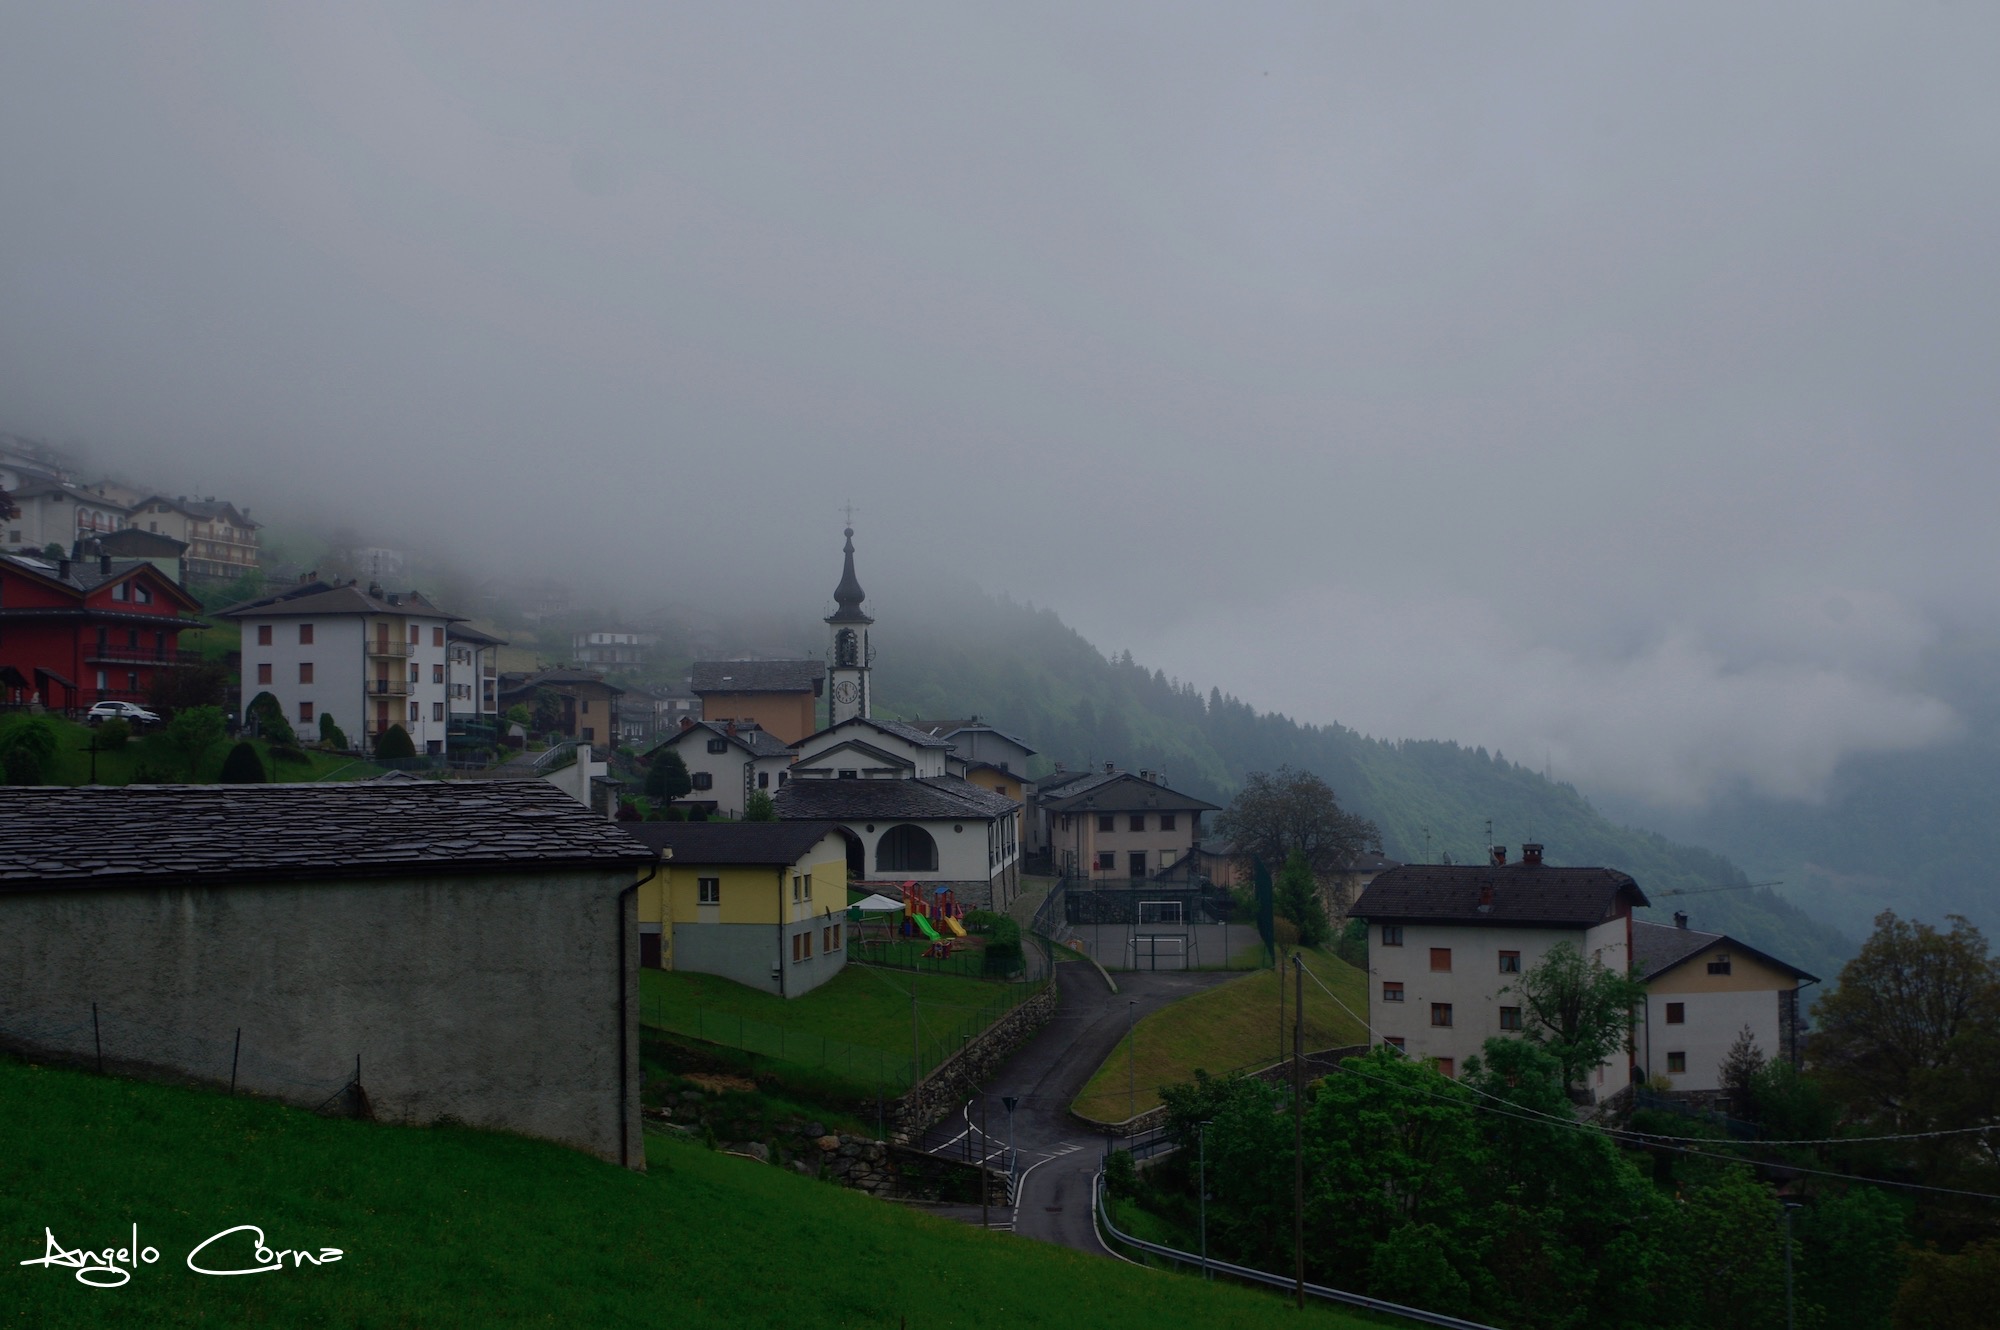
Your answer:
[257,663,272,685]
[298,702,314,723]
[1431,1003,1453,1027]
[1430,948,1452,973]
[757,771,770,789]
[432,664,443,684]
[134,584,151,605]
[823,926,833,953]
[837,769,857,779]
[1381,982,1404,1002]
[793,874,804,903]
[877,824,939,873]
[803,874,812,901]
[433,703,444,722]
[1129,814,1146,832]
[1667,1051,1687,1075]
[408,624,419,644]
[831,924,842,950]
[1435,1058,1456,1079]
[1498,950,1520,973]
[1382,925,1404,947]
[581,699,590,714]
[257,625,272,646]
[1160,814,1176,831]
[1707,954,1732,976]
[1499,1006,1523,1031]
[1129,852,1146,877]
[433,626,444,647]
[698,877,720,905]
[112,582,128,602]
[1384,1036,1406,1052]
[1665,1002,1686,1024]
[691,772,713,791]
[1098,814,1115,832]
[298,662,313,684]
[707,738,728,754]
[408,701,419,722]
[298,623,313,645]
[1095,851,1117,872]
[1060,815,1071,832]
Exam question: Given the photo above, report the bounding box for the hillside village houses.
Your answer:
[497,667,625,745]
[0,550,206,712]
[222,578,463,754]
[446,621,507,721]
[652,718,793,819]
[1036,766,1218,883]
[623,820,850,996]
[1633,915,1818,1093]
[691,656,825,746]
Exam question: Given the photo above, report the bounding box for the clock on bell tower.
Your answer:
[825,525,873,726]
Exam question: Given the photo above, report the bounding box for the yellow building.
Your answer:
[1633,917,1818,1093]
[625,820,849,997]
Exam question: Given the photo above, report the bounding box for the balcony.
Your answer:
[370,677,409,697]
[85,646,207,667]
[366,640,412,659]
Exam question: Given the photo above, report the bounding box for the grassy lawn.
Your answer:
[0,1056,1373,1328]
[32,717,385,786]
[640,965,1040,1094]
[1072,951,1369,1123]
[177,620,240,664]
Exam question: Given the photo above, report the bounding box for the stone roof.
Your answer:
[0,783,657,893]
[447,622,508,646]
[502,667,624,694]
[691,659,827,694]
[619,820,843,866]
[1039,771,1218,813]
[93,528,189,558]
[1631,919,1817,983]
[656,720,792,759]
[773,775,1018,822]
[218,580,467,623]
[1352,862,1648,928]
[0,554,204,618]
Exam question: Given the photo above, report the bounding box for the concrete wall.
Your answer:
[1639,945,1800,1091]
[0,868,644,1168]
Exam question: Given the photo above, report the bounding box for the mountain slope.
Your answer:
[872,589,1857,983]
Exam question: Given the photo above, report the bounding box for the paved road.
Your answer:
[917,960,1239,1254]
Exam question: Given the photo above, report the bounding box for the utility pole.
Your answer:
[1292,952,1305,1310]
[1127,999,1137,1121]
[1199,1119,1212,1280]
[981,1092,990,1232]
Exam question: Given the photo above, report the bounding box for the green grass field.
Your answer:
[640,965,1041,1095]
[0,1056,1372,1327]
[24,716,386,786]
[1072,952,1369,1123]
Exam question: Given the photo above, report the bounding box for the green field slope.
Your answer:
[0,1057,1373,1327]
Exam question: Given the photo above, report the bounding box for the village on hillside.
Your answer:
[0,430,1982,1328]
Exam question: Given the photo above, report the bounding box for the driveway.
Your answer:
[917,960,1240,1253]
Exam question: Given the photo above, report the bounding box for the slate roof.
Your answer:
[0,555,204,619]
[1631,919,1818,983]
[0,783,657,893]
[906,718,1038,754]
[619,820,843,866]
[505,667,623,692]
[1039,771,1218,813]
[656,720,792,759]
[1035,768,1108,799]
[94,528,189,558]
[218,580,468,623]
[773,775,1019,822]
[692,659,826,694]
[447,622,508,646]
[1351,862,1649,928]
[136,495,258,527]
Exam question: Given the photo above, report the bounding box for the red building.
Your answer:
[0,552,206,712]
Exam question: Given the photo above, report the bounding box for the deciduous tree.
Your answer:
[1213,765,1378,880]
[646,748,691,806]
[1510,940,1647,1093]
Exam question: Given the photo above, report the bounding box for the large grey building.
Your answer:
[0,782,659,1168]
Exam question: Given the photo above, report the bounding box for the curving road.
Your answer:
[917,960,1239,1252]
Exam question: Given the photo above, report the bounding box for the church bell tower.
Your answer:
[825,525,872,725]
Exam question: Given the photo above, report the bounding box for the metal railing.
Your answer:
[84,647,206,667]
[366,641,412,658]
[1093,1174,1501,1329]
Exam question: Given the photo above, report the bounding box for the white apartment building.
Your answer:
[650,719,794,819]
[222,580,464,755]
[447,622,507,720]
[1351,845,1646,1095]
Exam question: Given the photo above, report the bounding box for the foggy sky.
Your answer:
[2,3,1994,810]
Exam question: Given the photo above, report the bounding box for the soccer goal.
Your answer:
[1137,899,1185,926]
[1130,935,1188,970]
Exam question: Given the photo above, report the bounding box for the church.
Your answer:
[771,526,1023,910]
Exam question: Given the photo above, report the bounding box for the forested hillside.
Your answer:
[873,590,1857,982]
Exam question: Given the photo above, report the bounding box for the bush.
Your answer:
[94,717,131,750]
[162,705,226,776]
[245,691,297,748]
[218,741,268,783]
[319,713,349,751]
[2,746,44,786]
[744,790,776,821]
[0,714,61,766]
[374,724,416,760]
[1103,1148,1138,1200]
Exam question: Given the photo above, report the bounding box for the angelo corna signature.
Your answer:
[20,1225,343,1287]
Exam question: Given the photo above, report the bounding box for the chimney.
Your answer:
[679,716,694,731]
[1054,761,1065,773]
[1674,911,1689,930]
[1521,843,1543,865]
[1478,883,1494,911]
[1104,761,1115,774]
[367,581,383,598]
[1490,845,1508,866]
[57,558,70,579]
[725,720,737,736]
[100,554,112,574]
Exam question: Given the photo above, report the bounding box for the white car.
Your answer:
[87,701,160,725]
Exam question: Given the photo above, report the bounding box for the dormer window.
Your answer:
[1707,954,1732,976]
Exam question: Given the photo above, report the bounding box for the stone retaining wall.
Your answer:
[890,978,1058,1143]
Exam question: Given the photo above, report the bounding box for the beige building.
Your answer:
[130,495,260,580]
[1633,917,1817,1093]
[1352,846,1645,1092]
[691,659,826,745]
[1038,768,1218,882]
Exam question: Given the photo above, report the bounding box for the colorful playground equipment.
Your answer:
[900,881,967,956]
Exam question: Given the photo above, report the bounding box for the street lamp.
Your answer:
[1127,998,1138,1121]
[1198,1119,1213,1280]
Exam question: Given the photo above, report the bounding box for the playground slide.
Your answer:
[911,914,942,942]
[943,915,967,938]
